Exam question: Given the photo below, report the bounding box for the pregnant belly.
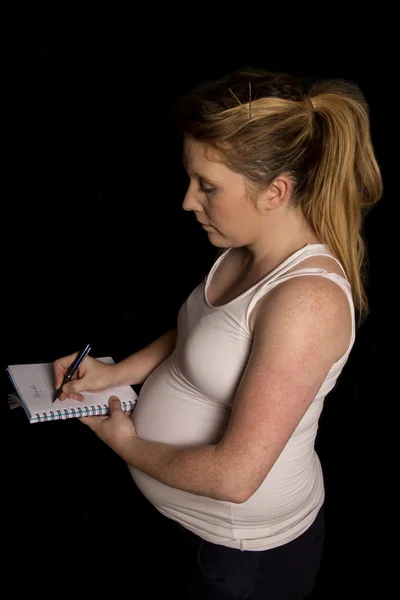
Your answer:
[131,358,230,447]
[128,359,324,544]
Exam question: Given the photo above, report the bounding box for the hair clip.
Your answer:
[229,88,242,106]
[229,83,253,122]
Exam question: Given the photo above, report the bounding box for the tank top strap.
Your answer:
[256,243,348,283]
[290,243,347,278]
[244,244,354,337]
[207,244,342,287]
[205,247,233,288]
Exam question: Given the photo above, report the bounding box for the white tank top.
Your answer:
[130,243,355,550]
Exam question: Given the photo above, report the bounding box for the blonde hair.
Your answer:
[175,69,383,322]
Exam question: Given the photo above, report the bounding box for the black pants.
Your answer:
[175,507,325,600]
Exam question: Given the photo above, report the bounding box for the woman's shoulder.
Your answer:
[254,272,352,364]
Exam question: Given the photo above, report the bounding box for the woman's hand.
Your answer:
[53,354,117,401]
[80,396,137,460]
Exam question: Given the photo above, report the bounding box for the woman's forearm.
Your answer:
[113,328,177,386]
[124,437,236,502]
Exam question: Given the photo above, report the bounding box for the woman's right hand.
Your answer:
[53,353,116,402]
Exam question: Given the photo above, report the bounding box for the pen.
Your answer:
[53,343,91,402]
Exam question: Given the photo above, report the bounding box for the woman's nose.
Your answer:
[182,188,201,212]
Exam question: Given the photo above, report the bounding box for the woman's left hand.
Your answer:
[80,396,137,459]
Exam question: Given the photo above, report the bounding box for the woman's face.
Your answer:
[182,136,264,248]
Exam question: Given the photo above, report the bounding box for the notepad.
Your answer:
[6,357,138,423]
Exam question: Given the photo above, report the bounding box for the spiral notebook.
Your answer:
[6,357,138,424]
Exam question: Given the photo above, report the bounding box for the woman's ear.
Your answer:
[257,175,293,213]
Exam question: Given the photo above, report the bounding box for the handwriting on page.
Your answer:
[30,384,44,397]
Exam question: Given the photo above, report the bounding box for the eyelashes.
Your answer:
[199,185,216,196]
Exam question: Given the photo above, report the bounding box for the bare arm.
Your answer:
[114,328,177,386]
[55,328,178,401]
[115,276,350,502]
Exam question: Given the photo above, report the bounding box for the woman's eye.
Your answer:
[200,185,216,195]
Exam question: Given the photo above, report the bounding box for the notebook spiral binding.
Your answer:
[34,400,136,422]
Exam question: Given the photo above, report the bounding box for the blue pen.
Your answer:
[53,343,91,402]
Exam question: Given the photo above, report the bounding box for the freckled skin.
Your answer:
[79,136,352,504]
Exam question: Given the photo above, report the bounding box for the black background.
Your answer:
[4,27,392,598]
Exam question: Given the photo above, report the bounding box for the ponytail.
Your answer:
[302,81,382,321]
